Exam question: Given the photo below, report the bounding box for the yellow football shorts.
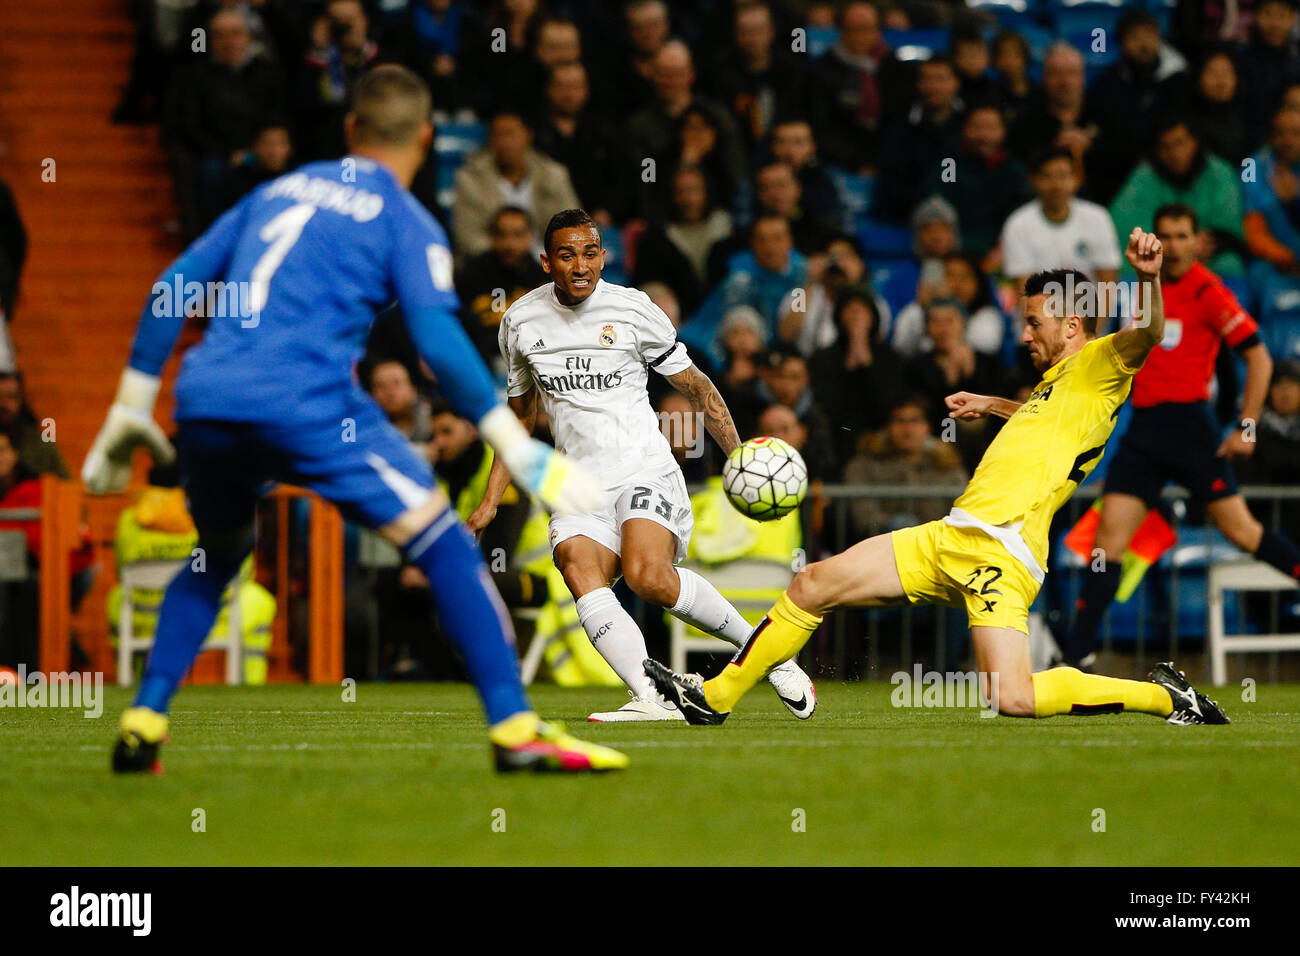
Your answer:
[890,520,1040,635]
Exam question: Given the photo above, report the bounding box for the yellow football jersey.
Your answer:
[952,334,1138,568]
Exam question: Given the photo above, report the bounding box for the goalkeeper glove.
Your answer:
[82,369,176,495]
[478,405,604,515]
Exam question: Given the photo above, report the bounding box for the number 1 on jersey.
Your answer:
[248,202,317,318]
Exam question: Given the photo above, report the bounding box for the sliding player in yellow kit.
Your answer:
[646,227,1229,726]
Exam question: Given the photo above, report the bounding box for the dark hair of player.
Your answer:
[1023,268,1098,335]
[544,208,599,254]
[1030,145,1075,175]
[349,64,432,146]
[1153,201,1199,234]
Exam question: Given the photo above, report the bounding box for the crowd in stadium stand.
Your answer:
[56,0,1300,674]
[108,0,1300,483]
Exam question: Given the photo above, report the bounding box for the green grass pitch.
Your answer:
[3,682,1298,866]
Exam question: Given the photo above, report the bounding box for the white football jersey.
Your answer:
[499,279,694,488]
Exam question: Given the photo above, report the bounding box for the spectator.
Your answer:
[1087,10,1189,203]
[383,0,477,118]
[532,62,625,224]
[809,0,903,172]
[756,402,830,482]
[658,390,712,483]
[876,55,966,222]
[640,281,683,330]
[710,162,838,265]
[1240,358,1300,488]
[632,164,732,316]
[842,395,968,538]
[777,234,890,356]
[456,207,547,365]
[222,121,295,209]
[808,286,905,463]
[1187,47,1252,165]
[1243,108,1300,324]
[297,0,378,162]
[952,27,995,106]
[611,0,672,115]
[1109,117,1247,277]
[166,7,285,236]
[990,30,1038,132]
[367,360,434,463]
[902,297,1003,469]
[1237,0,1300,151]
[1007,43,1105,199]
[0,372,69,478]
[892,253,1006,358]
[928,103,1032,257]
[624,40,748,218]
[451,111,580,262]
[758,352,836,479]
[999,147,1122,289]
[714,305,770,437]
[876,195,961,321]
[0,423,93,668]
[0,175,25,330]
[468,0,548,115]
[681,215,808,369]
[710,1,811,154]
[768,118,844,230]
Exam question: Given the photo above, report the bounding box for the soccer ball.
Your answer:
[722,437,808,521]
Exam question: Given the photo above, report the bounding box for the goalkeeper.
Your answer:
[84,65,626,774]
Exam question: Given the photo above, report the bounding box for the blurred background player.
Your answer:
[1059,202,1299,668]
[84,65,625,774]
[649,232,1229,728]
[472,208,815,721]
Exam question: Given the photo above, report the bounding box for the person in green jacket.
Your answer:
[1109,117,1246,277]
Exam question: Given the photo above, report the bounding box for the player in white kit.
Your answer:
[470,209,815,721]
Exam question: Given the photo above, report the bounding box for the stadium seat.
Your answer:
[116,560,242,686]
[826,167,875,218]
[856,217,912,259]
[433,121,487,217]
[668,559,793,672]
[1208,561,1300,685]
[803,25,838,59]
[1262,317,1300,361]
[882,28,950,61]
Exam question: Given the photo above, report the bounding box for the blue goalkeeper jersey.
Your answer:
[131,157,479,425]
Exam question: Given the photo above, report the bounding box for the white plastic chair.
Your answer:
[669,559,794,673]
[117,559,242,686]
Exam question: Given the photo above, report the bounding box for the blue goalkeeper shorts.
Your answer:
[175,395,435,535]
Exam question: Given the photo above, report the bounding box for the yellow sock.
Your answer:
[704,592,822,713]
[488,711,540,747]
[1030,667,1173,718]
[120,706,169,743]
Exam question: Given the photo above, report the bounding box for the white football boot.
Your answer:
[766,660,816,719]
[587,690,687,722]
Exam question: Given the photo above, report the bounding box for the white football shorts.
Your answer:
[548,467,694,564]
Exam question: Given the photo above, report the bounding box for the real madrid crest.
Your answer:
[599,324,616,347]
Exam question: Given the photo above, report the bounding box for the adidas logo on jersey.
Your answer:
[529,338,546,352]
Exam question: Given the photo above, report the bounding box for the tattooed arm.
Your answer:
[664,363,741,456]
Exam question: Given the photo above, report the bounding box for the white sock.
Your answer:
[574,587,656,698]
[669,567,755,648]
